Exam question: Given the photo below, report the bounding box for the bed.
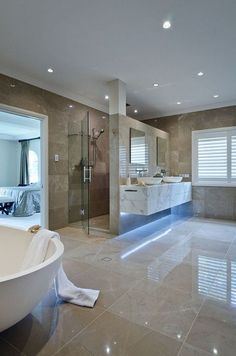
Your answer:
[0,185,40,217]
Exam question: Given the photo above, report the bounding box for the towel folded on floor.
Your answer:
[21,229,100,308]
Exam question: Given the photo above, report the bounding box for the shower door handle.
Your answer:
[88,166,92,183]
[83,166,92,183]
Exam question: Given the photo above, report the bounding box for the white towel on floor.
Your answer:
[21,229,100,308]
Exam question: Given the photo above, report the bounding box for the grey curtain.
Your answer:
[19,140,30,185]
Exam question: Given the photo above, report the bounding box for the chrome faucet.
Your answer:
[161,169,167,177]
[136,169,148,177]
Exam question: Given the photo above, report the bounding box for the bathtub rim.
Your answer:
[0,238,64,283]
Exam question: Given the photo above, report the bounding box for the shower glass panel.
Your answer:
[68,111,90,234]
[81,112,90,233]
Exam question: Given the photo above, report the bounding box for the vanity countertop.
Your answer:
[120,181,191,188]
[120,182,192,215]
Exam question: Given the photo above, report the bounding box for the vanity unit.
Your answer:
[120,182,192,215]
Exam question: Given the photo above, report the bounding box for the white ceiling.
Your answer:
[0,0,236,119]
[0,111,40,140]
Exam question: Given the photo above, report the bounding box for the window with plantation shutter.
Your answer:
[130,135,146,165]
[231,136,236,179]
[192,127,236,186]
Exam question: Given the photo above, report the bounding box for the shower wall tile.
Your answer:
[144,106,236,220]
[0,73,108,229]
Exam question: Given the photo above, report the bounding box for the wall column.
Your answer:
[109,79,126,235]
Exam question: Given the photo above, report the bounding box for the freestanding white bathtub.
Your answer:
[0,226,64,332]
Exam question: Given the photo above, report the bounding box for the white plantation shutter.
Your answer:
[130,136,146,165]
[231,136,236,179]
[198,136,227,179]
[192,127,236,186]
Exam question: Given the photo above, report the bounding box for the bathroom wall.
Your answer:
[144,106,236,219]
[0,73,109,229]
[109,113,169,234]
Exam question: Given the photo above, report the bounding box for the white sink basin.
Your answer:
[137,177,162,185]
[163,176,183,183]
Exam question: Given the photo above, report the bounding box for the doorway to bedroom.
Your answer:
[0,105,48,230]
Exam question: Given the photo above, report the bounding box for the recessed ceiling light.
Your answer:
[197,71,204,76]
[153,83,159,87]
[177,101,181,105]
[134,109,138,113]
[105,95,109,100]
[213,94,219,98]
[163,20,171,29]
[47,67,54,73]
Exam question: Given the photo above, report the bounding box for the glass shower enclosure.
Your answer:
[68,111,90,234]
[68,111,109,235]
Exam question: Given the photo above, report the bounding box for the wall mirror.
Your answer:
[130,128,146,164]
[156,137,168,167]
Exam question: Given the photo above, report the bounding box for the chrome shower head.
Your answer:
[92,128,105,139]
[98,128,105,137]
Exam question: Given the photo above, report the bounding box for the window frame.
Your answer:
[192,126,236,187]
[28,149,39,184]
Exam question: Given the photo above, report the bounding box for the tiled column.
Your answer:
[109,80,126,234]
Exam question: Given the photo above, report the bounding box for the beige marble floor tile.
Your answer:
[1,299,105,356]
[55,312,182,356]
[109,282,203,341]
[112,245,167,265]
[54,311,151,356]
[62,258,92,279]
[60,236,82,251]
[199,221,236,233]
[161,245,227,268]
[64,242,103,263]
[94,232,190,276]
[179,344,212,356]
[57,227,108,243]
[127,330,182,356]
[91,255,153,280]
[192,228,236,243]
[152,260,218,295]
[226,240,236,260]
[186,299,236,356]
[67,265,139,308]
[102,238,132,250]
[55,344,93,355]
[176,236,231,254]
[89,214,110,230]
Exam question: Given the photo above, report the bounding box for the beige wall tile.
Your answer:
[144,106,236,220]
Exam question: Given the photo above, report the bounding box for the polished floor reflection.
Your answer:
[1,217,236,355]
